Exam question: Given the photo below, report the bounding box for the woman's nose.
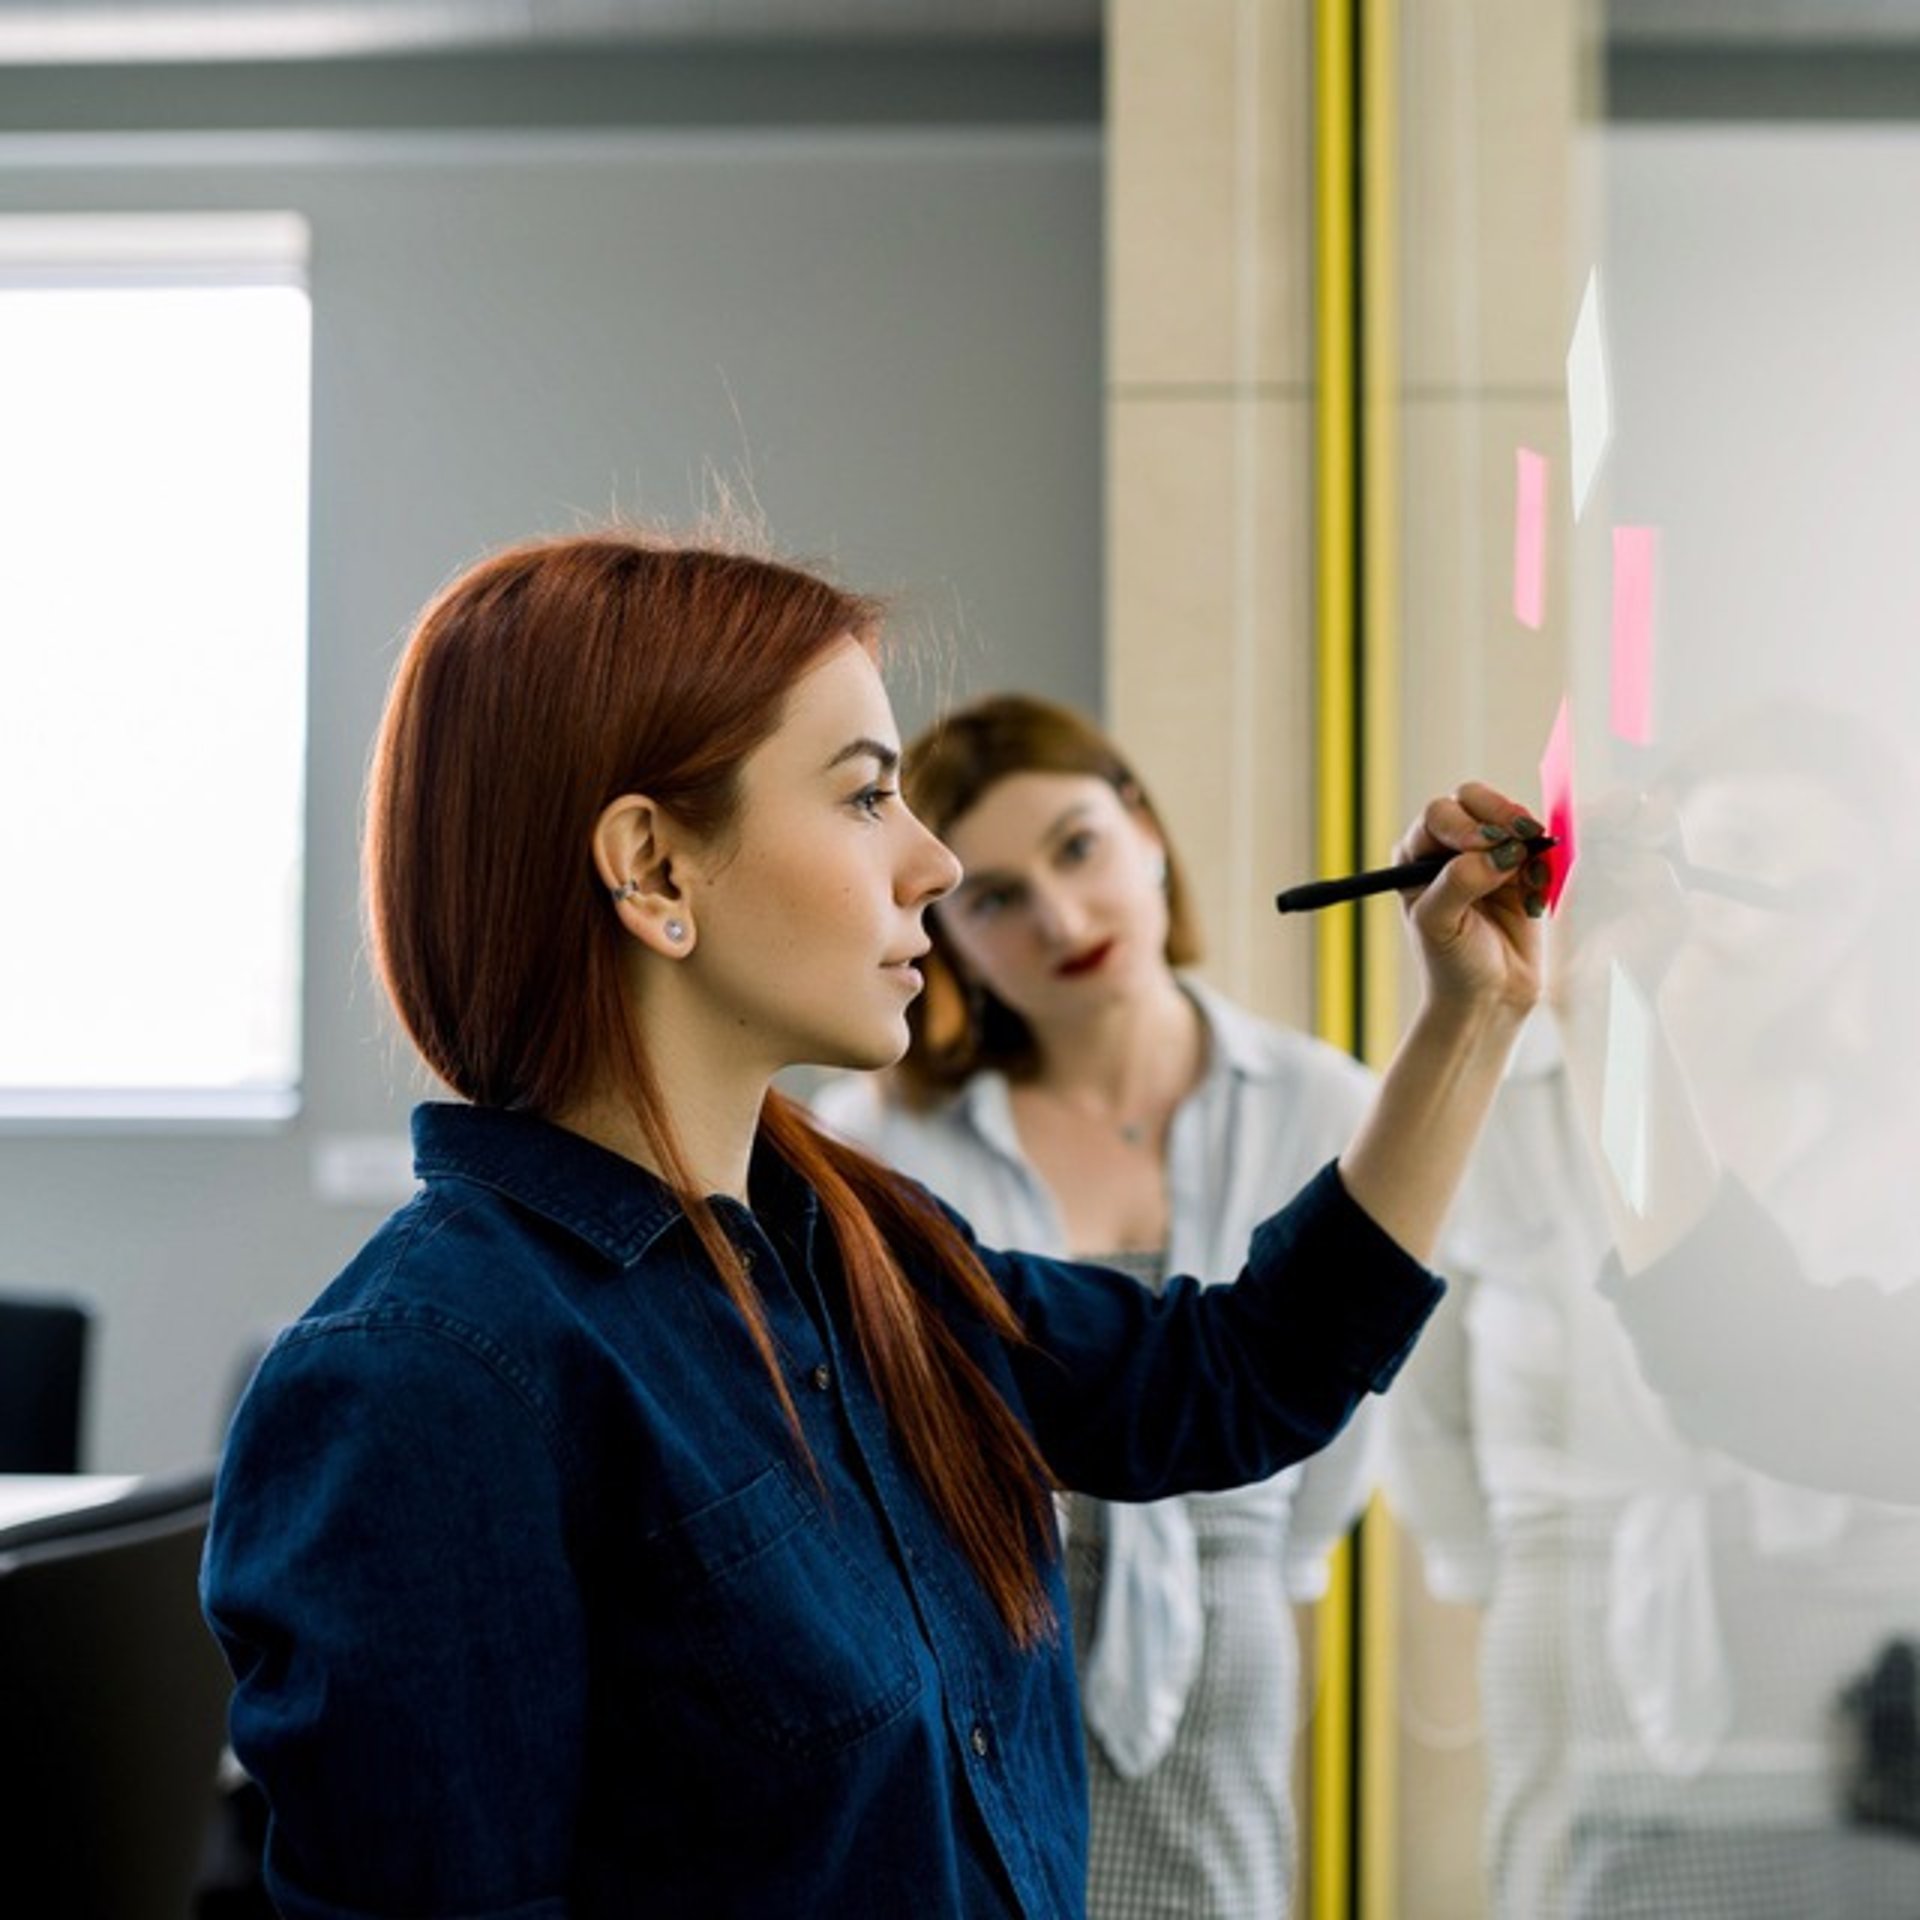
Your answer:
[1028,881,1086,947]
[904,819,963,906]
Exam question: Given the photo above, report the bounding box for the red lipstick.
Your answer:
[1055,940,1114,979]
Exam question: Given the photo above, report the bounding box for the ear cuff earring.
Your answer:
[611,882,686,945]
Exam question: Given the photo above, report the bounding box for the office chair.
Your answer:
[0,1293,90,1471]
[0,1465,231,1920]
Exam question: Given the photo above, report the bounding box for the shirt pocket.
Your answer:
[642,1463,925,1759]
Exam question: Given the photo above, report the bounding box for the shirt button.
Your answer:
[970,1724,990,1759]
[810,1363,832,1392]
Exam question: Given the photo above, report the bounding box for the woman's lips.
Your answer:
[1055,940,1114,979]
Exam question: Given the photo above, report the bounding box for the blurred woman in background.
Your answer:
[817,694,1532,1918]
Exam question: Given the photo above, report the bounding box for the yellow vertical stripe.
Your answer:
[1311,4,1357,1919]
[1313,7,1357,1045]
[1317,1,1405,1914]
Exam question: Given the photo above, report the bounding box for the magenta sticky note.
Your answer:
[1610,525,1659,746]
[1513,448,1548,631]
[1537,695,1577,910]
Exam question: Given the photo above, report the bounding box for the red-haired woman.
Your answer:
[203,530,1543,1920]
[813,692,1451,1919]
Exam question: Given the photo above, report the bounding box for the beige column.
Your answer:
[1396,0,1587,827]
[1391,5,1587,1919]
[1106,0,1318,1029]
[1106,18,1328,1914]
[1108,3,1591,1917]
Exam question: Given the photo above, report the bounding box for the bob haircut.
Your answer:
[893,691,1203,1103]
[365,529,1057,1644]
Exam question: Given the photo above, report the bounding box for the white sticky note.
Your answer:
[1601,959,1653,1217]
[1566,269,1613,522]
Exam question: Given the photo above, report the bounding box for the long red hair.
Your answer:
[365,530,1057,1645]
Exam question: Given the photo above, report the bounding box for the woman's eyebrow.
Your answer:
[823,736,900,775]
[1042,803,1095,843]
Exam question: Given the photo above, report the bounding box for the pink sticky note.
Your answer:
[1610,525,1659,746]
[1537,695,1578,910]
[1513,448,1548,631]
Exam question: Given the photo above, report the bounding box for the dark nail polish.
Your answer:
[1525,892,1548,919]
[1514,814,1545,840]
[1491,839,1527,871]
[1479,822,1513,844]
[1525,857,1551,888]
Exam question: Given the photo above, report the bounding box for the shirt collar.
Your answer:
[410,1102,823,1272]
[953,1070,1023,1163]
[1175,974,1279,1081]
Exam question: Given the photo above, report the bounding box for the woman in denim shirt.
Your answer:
[203,528,1544,1920]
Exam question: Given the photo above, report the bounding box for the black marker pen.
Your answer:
[1275,837,1559,914]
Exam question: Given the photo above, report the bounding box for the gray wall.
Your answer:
[0,64,1101,1470]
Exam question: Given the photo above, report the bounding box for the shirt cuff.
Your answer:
[1409,1541,1495,1606]
[1282,1546,1339,1602]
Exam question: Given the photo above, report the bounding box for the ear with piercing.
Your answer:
[610,881,689,948]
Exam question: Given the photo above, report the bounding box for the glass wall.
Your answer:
[1387,7,1920,1918]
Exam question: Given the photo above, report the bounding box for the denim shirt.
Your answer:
[812,975,1385,1603]
[203,1102,1441,1920]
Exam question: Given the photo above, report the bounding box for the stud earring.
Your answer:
[664,919,687,944]
[611,879,644,903]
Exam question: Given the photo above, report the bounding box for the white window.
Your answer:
[0,214,310,1124]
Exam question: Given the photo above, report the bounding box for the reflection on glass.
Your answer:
[1399,709,1920,1917]
[1390,23,1920,1920]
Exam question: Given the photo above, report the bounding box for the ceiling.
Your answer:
[0,0,1101,63]
[9,0,1920,67]
[1609,0,1920,42]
